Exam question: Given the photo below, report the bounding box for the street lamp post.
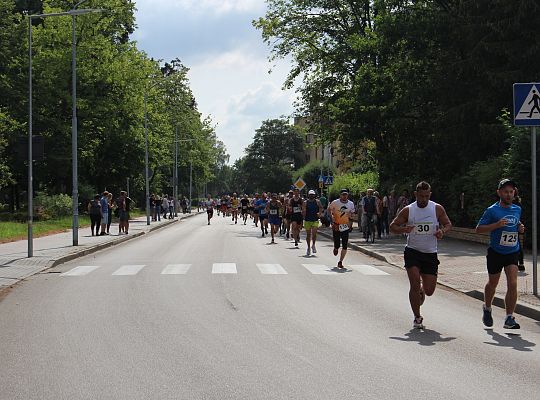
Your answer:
[27,2,104,255]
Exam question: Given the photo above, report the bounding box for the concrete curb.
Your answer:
[318,230,540,322]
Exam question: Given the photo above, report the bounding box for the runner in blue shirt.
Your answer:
[256,193,269,237]
[476,179,525,329]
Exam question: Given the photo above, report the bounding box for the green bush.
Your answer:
[328,171,379,200]
[34,193,72,219]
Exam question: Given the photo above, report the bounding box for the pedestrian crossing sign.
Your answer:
[514,83,540,126]
[294,177,306,190]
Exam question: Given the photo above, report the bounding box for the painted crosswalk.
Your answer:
[112,265,146,276]
[60,265,100,276]
[60,263,391,277]
[256,263,288,275]
[212,263,237,274]
[161,264,192,275]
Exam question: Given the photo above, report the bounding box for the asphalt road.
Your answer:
[1,213,539,400]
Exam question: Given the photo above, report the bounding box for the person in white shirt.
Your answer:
[390,181,452,330]
[328,188,355,269]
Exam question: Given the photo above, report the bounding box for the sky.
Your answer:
[131,0,296,163]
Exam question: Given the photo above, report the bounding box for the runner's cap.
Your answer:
[498,179,516,190]
[340,188,349,194]
[308,190,316,195]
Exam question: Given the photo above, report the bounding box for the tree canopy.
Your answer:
[1,0,228,209]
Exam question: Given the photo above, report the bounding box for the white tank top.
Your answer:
[406,200,439,253]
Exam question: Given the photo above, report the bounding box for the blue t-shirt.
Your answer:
[256,199,268,215]
[477,202,521,254]
[100,197,109,214]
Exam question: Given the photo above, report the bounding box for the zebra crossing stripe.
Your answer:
[112,265,146,276]
[212,263,237,274]
[302,264,335,275]
[60,266,100,276]
[161,264,192,275]
[256,263,288,275]
[350,265,390,276]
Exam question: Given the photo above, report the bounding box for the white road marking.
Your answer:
[212,263,237,274]
[473,271,489,274]
[302,264,335,275]
[161,264,192,275]
[60,266,100,276]
[350,265,390,275]
[256,263,288,275]
[112,265,146,276]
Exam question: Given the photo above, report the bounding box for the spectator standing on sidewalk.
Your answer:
[99,191,110,236]
[397,189,409,213]
[155,194,161,222]
[362,189,377,240]
[168,196,175,219]
[477,179,525,330]
[106,192,114,234]
[150,194,157,221]
[161,195,169,219]
[387,190,398,228]
[374,191,383,239]
[87,194,102,236]
[390,181,452,330]
[381,190,390,238]
[357,191,366,232]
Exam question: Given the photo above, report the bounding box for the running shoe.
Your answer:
[518,264,525,272]
[413,317,425,329]
[306,248,311,256]
[312,245,317,254]
[261,232,265,238]
[337,261,344,269]
[265,228,268,234]
[482,305,493,327]
[333,248,338,256]
[504,316,520,329]
[294,240,298,247]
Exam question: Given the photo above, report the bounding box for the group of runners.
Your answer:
[203,178,526,331]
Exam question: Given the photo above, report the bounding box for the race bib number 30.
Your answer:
[414,223,433,235]
[339,224,349,232]
[500,231,518,247]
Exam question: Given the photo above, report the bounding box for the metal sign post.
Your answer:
[514,83,539,296]
[532,126,538,295]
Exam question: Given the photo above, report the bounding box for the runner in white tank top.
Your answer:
[390,181,452,329]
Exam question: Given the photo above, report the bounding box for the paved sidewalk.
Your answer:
[0,212,201,290]
[318,227,540,320]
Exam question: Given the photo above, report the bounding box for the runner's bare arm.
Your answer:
[475,218,508,233]
[389,207,413,234]
[435,204,452,239]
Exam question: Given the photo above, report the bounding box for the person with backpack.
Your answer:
[87,194,102,236]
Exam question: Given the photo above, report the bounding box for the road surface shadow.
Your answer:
[483,329,536,352]
[389,329,456,346]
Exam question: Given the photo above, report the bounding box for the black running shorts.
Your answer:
[404,246,439,276]
[333,229,349,249]
[486,247,519,275]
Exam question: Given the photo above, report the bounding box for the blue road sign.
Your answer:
[514,83,540,126]
[324,176,334,185]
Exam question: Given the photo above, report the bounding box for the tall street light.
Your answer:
[27,2,104,255]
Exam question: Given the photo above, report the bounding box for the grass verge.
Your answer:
[0,216,91,243]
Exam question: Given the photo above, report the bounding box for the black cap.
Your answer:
[498,179,517,190]
[340,188,349,194]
